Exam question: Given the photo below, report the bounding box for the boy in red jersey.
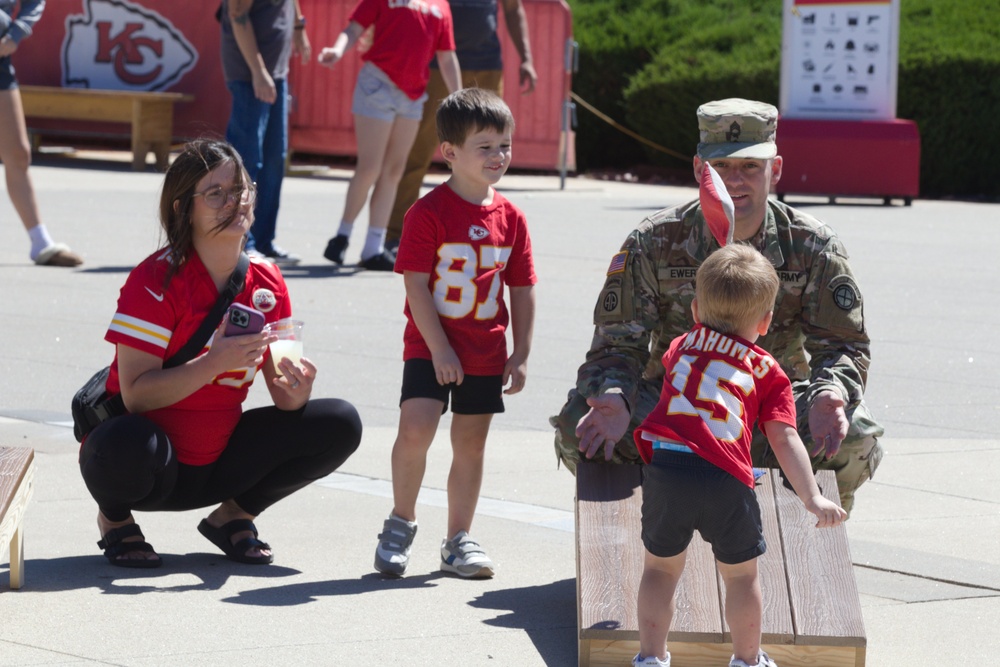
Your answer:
[627,244,846,667]
[374,88,536,578]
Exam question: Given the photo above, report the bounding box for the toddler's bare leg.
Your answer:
[637,549,686,660]
[718,558,763,665]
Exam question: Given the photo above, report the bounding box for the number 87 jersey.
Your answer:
[394,184,537,376]
[635,323,797,487]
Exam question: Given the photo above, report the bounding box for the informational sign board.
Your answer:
[779,0,900,120]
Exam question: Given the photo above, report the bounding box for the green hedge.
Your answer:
[567,0,1000,198]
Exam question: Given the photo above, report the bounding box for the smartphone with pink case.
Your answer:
[224,303,265,336]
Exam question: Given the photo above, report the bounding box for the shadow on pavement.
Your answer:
[471,577,578,667]
[220,571,447,606]
[8,552,303,594]
[279,264,365,279]
[77,266,139,274]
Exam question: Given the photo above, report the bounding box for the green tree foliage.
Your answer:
[567,0,1000,197]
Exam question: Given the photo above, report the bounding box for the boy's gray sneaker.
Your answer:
[374,514,417,577]
[632,653,670,667]
[440,530,494,578]
[729,650,777,667]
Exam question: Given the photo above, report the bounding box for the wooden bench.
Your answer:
[20,85,193,171]
[576,462,866,667]
[0,446,36,590]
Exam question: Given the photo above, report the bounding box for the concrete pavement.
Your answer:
[1,149,998,666]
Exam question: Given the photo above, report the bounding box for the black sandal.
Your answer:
[97,523,162,568]
[197,518,274,565]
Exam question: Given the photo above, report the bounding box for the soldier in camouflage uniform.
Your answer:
[550,98,883,513]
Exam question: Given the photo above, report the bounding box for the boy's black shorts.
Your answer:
[641,450,766,565]
[400,358,505,415]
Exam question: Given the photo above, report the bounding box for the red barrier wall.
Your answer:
[775,118,920,203]
[292,0,574,170]
[14,0,573,171]
[15,0,226,138]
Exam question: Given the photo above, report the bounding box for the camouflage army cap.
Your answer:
[697,98,778,160]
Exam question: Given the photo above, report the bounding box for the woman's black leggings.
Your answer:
[79,398,362,522]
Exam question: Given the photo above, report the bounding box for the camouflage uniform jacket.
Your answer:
[578,198,869,417]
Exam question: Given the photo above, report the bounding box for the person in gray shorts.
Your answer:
[319,0,461,271]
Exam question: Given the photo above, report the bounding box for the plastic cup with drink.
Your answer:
[263,318,304,376]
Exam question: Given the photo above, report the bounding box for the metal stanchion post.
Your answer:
[560,38,579,190]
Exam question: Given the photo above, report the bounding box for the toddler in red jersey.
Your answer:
[628,244,846,667]
[374,88,536,578]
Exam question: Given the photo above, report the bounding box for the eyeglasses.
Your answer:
[192,182,257,209]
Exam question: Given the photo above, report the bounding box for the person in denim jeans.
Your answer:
[220,0,309,265]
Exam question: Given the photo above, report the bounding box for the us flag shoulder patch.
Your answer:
[607,251,628,275]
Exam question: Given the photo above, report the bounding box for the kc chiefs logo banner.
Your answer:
[62,0,197,90]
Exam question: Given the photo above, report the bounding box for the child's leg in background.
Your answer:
[717,558,763,665]
[366,116,420,235]
[0,89,42,233]
[637,549,686,660]
[446,412,493,537]
[390,397,444,521]
[341,114,394,227]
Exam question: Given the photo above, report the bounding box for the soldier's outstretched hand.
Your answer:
[576,393,630,461]
[808,390,849,459]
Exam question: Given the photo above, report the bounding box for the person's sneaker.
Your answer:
[632,653,670,667]
[440,530,494,578]
[384,238,400,254]
[34,242,83,267]
[374,514,417,577]
[261,245,301,265]
[323,235,349,265]
[359,250,396,272]
[729,650,777,667]
[245,248,273,263]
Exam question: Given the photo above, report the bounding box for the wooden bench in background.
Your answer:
[576,462,866,667]
[1,446,36,590]
[20,86,193,171]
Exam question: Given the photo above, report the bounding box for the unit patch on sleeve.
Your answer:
[815,274,864,333]
[830,277,859,311]
[595,270,631,322]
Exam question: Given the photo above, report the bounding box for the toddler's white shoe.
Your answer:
[729,650,777,667]
[632,652,670,666]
